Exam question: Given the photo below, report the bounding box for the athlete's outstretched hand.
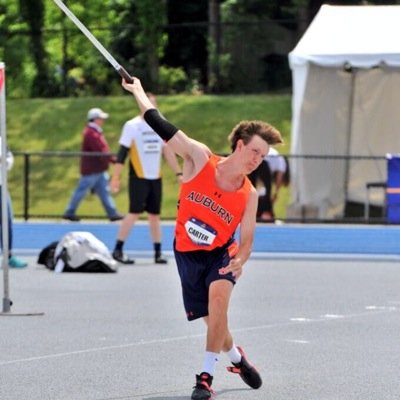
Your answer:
[121,77,142,94]
[121,78,155,115]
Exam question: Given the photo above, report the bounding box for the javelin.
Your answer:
[52,0,133,83]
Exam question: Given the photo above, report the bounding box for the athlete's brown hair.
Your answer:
[228,120,283,152]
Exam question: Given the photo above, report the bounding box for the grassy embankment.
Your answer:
[6,93,291,220]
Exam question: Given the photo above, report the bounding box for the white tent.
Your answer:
[288,4,400,219]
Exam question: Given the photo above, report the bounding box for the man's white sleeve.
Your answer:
[119,121,134,148]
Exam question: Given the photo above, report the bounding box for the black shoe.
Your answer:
[62,214,80,222]
[109,213,124,222]
[112,249,135,265]
[191,372,213,400]
[155,256,168,264]
[226,346,262,389]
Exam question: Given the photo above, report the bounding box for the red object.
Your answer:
[80,124,114,175]
[0,68,4,91]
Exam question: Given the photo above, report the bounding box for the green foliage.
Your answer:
[164,1,208,89]
[45,0,120,96]
[2,0,393,98]
[158,66,189,94]
[19,0,59,97]
[5,93,292,220]
[133,0,167,89]
[222,0,296,21]
[0,1,31,96]
[221,1,294,92]
[207,39,233,92]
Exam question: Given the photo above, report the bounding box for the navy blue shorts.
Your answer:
[173,239,237,321]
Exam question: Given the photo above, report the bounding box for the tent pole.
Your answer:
[343,67,356,213]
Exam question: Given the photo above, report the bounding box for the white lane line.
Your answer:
[0,306,397,367]
[321,314,345,319]
[231,307,398,336]
[365,305,397,311]
[290,317,313,322]
[0,333,205,366]
[285,339,310,344]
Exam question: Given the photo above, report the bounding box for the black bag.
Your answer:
[37,241,58,270]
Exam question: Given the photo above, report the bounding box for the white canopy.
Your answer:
[289,5,400,219]
[290,5,400,68]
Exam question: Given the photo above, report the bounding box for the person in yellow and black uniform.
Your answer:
[110,93,182,264]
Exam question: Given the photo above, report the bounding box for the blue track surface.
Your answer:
[13,221,400,257]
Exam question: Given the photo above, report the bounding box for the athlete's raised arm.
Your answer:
[122,78,210,180]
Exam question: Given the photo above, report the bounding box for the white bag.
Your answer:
[54,231,117,273]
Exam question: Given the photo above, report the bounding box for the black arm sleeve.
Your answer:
[144,108,179,142]
[116,145,129,164]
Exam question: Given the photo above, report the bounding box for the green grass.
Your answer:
[5,94,292,220]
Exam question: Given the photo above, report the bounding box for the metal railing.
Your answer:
[8,151,390,223]
[12,151,118,221]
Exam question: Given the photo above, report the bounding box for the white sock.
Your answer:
[225,344,242,364]
[202,351,219,376]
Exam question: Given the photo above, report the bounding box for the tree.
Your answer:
[0,0,31,97]
[46,0,122,96]
[135,0,167,89]
[19,0,57,97]
[208,0,222,92]
[106,0,168,91]
[164,0,208,90]
[7,0,395,97]
[109,0,138,80]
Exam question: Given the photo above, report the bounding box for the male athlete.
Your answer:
[121,77,283,400]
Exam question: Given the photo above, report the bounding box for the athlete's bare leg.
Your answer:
[203,280,234,353]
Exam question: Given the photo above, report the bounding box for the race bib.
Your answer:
[184,217,217,246]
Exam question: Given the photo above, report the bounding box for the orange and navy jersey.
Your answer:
[175,154,252,252]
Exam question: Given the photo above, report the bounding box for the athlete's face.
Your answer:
[239,135,269,173]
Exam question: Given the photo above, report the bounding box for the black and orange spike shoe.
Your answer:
[191,372,214,400]
[226,346,262,389]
